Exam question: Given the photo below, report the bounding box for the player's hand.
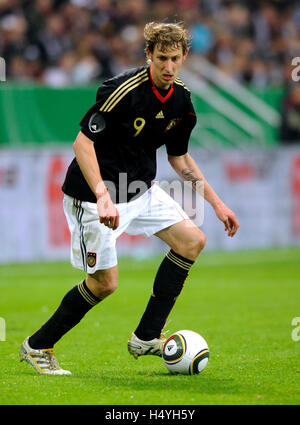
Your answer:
[97,190,119,230]
[213,202,239,237]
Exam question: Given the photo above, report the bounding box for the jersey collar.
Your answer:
[148,65,174,103]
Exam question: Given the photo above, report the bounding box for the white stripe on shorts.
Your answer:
[74,199,87,271]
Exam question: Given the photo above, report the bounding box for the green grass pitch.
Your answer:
[0,248,299,405]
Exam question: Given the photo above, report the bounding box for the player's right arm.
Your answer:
[73,131,119,230]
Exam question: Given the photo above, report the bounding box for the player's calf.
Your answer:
[27,280,101,350]
[133,249,195,343]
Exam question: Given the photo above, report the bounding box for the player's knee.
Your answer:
[189,235,206,258]
[185,231,206,260]
[87,271,118,299]
[180,231,206,260]
[197,232,206,252]
[100,279,118,298]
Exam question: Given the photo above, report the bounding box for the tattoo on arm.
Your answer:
[182,168,202,191]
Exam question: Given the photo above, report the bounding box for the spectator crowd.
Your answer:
[0,0,300,87]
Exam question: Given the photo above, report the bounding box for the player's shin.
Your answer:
[134,249,194,341]
[28,280,101,349]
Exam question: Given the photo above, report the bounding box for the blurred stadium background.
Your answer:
[1,0,300,264]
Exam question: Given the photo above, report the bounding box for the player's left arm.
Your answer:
[168,152,239,237]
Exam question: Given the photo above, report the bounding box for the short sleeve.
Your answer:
[165,97,197,156]
[79,104,107,142]
[79,81,126,143]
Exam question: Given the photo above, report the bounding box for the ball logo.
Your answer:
[165,340,177,356]
[163,334,185,363]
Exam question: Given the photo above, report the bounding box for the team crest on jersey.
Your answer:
[87,252,97,268]
[165,118,182,132]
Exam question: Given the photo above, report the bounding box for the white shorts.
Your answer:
[63,183,189,272]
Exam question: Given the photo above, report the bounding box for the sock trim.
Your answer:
[166,250,194,271]
[77,281,99,306]
[170,249,194,265]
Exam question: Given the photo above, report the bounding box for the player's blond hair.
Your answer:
[144,22,190,54]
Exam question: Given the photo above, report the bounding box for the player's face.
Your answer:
[147,44,187,89]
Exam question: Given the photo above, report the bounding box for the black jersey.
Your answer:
[62,65,197,203]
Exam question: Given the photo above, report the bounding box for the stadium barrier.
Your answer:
[0,83,283,147]
[0,146,299,264]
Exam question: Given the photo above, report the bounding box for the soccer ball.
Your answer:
[162,330,209,375]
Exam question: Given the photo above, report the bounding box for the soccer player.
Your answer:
[20,22,239,375]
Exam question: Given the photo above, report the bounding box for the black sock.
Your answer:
[29,280,100,349]
[134,250,194,341]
